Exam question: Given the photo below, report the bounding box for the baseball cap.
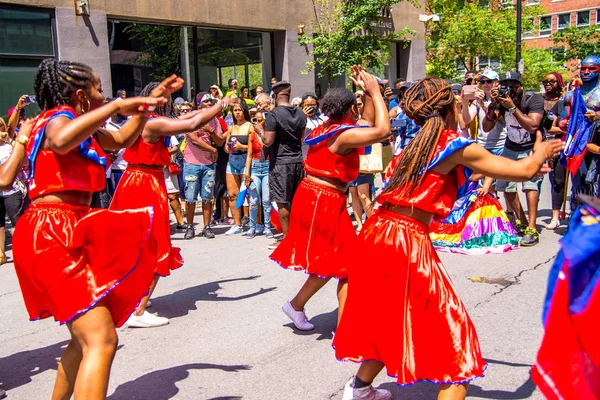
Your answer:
[272,80,291,94]
[451,83,463,93]
[479,69,500,81]
[499,71,522,84]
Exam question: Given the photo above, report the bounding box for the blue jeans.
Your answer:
[183,162,215,202]
[249,160,271,230]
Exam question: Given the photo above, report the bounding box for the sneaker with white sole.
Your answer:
[245,228,256,239]
[126,311,169,328]
[342,379,392,400]
[264,229,274,239]
[256,224,264,235]
[282,300,314,330]
[225,224,243,235]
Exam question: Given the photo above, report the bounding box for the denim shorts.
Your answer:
[496,147,541,193]
[226,153,247,175]
[183,162,215,202]
[348,173,375,187]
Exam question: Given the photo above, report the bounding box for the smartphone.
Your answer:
[391,88,403,97]
[577,194,600,214]
[251,117,258,124]
[462,85,478,101]
[24,95,36,104]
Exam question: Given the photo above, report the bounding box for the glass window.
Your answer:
[524,17,535,37]
[0,58,42,118]
[0,7,54,56]
[540,16,552,35]
[501,0,513,8]
[526,0,540,4]
[577,11,590,27]
[558,13,571,30]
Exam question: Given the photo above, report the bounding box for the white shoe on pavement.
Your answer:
[282,301,314,331]
[126,311,169,328]
[225,224,243,235]
[342,379,392,400]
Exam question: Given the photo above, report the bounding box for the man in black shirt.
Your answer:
[264,81,307,249]
[483,71,544,246]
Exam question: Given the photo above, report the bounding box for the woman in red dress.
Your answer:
[333,78,563,400]
[110,82,230,328]
[12,59,178,399]
[271,67,390,330]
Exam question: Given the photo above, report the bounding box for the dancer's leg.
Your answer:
[66,301,118,400]
[438,383,468,400]
[336,278,348,326]
[290,275,331,311]
[168,193,184,226]
[349,187,363,229]
[51,337,82,400]
[226,174,242,226]
[355,360,385,384]
[133,275,159,316]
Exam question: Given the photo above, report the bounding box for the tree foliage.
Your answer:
[124,24,182,81]
[426,0,542,81]
[299,0,416,82]
[552,25,600,63]
[520,48,567,90]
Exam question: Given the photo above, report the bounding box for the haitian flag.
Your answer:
[531,205,600,399]
[561,87,593,174]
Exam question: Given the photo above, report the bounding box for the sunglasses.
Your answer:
[479,80,494,84]
[542,80,557,85]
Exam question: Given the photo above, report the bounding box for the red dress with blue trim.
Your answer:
[270,123,363,279]
[532,204,600,399]
[333,129,488,385]
[13,105,156,327]
[109,135,183,277]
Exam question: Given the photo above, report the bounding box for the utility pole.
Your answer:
[516,0,522,72]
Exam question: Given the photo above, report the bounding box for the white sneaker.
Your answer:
[225,225,243,235]
[126,311,169,328]
[282,301,314,331]
[342,379,392,400]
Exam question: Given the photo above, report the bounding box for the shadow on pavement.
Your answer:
[0,339,69,391]
[151,275,276,319]
[468,375,536,399]
[107,363,250,399]
[284,308,338,341]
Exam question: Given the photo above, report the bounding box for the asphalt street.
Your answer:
[1,178,564,399]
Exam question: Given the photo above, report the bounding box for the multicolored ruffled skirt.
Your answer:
[430,188,519,255]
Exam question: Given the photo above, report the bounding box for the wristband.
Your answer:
[508,106,517,114]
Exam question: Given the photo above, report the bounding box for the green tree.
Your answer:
[124,24,182,81]
[426,0,541,80]
[552,25,600,62]
[519,48,567,90]
[299,0,415,84]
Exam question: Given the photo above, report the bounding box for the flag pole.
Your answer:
[561,171,569,220]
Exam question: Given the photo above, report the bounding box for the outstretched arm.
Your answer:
[0,120,33,190]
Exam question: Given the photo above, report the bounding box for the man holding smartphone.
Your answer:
[483,71,545,246]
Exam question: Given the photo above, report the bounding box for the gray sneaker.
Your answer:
[184,226,195,240]
[245,228,256,239]
[202,226,215,239]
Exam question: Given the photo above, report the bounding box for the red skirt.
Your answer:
[270,179,356,279]
[110,166,183,276]
[13,203,156,327]
[333,208,487,385]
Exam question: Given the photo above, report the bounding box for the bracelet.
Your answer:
[485,114,497,122]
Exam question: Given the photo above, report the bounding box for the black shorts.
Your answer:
[269,162,304,204]
[214,159,228,199]
[0,191,25,227]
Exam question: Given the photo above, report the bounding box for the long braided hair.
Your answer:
[380,77,456,197]
[34,59,95,111]
[141,82,172,117]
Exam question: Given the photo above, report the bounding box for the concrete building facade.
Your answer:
[0,0,426,115]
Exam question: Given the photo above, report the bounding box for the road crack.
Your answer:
[473,255,556,308]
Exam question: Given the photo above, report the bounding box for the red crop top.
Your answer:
[378,129,474,220]
[123,136,171,166]
[27,106,106,199]
[303,123,361,183]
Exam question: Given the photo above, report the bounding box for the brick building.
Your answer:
[524,0,599,60]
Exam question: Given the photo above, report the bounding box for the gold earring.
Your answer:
[81,98,91,114]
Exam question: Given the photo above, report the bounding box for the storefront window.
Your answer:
[0,5,54,118]
[190,27,272,96]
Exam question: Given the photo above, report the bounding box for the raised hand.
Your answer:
[533,130,563,160]
[150,75,185,99]
[115,97,168,116]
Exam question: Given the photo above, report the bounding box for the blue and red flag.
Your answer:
[532,205,600,399]
[561,87,593,175]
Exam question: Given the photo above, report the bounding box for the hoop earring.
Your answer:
[81,98,91,114]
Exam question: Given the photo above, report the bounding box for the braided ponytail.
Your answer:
[34,59,95,111]
[380,77,456,197]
